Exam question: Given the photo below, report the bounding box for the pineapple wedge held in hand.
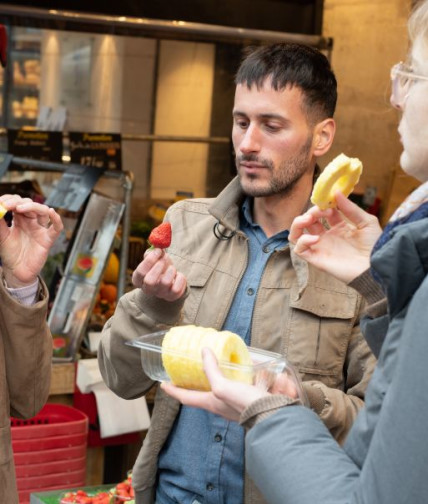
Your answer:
[0,203,7,219]
[162,325,253,390]
[311,153,363,210]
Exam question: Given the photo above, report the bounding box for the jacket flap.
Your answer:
[290,283,358,319]
[187,261,213,287]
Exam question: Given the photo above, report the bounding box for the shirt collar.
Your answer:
[241,197,256,227]
[241,196,289,242]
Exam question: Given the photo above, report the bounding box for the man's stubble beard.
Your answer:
[237,134,314,198]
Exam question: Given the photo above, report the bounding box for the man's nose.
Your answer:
[239,126,261,153]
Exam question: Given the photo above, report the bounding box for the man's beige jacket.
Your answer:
[0,277,52,504]
[99,177,376,504]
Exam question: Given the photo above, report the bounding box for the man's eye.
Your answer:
[235,119,248,129]
[265,124,281,132]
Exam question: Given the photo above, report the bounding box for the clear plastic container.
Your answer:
[126,330,307,399]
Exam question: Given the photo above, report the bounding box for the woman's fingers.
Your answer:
[292,234,320,256]
[47,208,64,235]
[334,192,374,229]
[201,347,223,385]
[289,213,316,243]
[289,207,333,243]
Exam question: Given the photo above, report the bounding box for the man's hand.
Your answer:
[132,248,187,301]
[161,348,270,422]
[0,195,63,288]
[289,191,382,284]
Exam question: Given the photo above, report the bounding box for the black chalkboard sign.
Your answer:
[69,132,122,171]
[7,129,63,162]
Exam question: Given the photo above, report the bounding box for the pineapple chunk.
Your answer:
[162,325,252,390]
[311,153,363,210]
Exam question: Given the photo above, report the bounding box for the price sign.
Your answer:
[69,132,122,170]
[7,129,63,162]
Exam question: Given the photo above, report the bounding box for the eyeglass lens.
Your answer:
[392,65,412,106]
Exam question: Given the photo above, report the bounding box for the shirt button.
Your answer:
[247,288,254,296]
[214,433,222,442]
[263,245,270,253]
[206,483,214,491]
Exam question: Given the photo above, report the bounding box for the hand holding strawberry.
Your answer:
[132,220,186,301]
[148,222,172,249]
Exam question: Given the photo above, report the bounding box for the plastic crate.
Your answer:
[11,404,88,439]
[14,445,86,466]
[15,457,86,478]
[12,403,88,454]
[11,403,88,502]
[12,432,87,452]
[17,467,86,490]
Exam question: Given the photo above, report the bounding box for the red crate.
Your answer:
[11,404,88,439]
[11,403,89,502]
[12,432,87,452]
[16,467,86,490]
[14,444,86,465]
[15,456,86,478]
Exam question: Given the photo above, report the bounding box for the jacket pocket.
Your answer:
[181,261,215,324]
[288,284,358,387]
[0,424,12,465]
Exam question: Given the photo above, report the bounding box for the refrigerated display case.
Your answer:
[0,25,41,129]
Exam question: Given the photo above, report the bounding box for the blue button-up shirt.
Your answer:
[156,198,289,504]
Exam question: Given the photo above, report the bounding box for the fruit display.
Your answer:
[109,473,135,502]
[103,253,120,284]
[311,153,363,210]
[92,281,118,321]
[162,325,252,390]
[148,222,172,249]
[60,489,111,503]
[60,474,134,503]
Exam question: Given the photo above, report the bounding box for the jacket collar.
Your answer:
[208,176,311,293]
[208,176,244,231]
[372,218,428,317]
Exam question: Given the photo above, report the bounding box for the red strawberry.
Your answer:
[148,222,172,249]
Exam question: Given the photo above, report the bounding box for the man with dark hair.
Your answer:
[235,43,337,121]
[99,42,375,504]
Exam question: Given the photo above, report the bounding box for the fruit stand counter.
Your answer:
[30,485,112,503]
[30,471,134,503]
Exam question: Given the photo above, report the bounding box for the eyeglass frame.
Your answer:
[390,62,428,107]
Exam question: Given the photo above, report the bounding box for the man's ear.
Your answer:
[312,118,336,157]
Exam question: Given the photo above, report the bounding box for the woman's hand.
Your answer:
[0,195,63,288]
[289,191,382,284]
[161,348,269,422]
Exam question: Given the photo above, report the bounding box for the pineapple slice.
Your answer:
[162,325,253,390]
[311,153,363,210]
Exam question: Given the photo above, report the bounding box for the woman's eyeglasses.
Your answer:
[391,62,428,107]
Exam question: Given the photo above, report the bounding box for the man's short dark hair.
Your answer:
[235,43,337,123]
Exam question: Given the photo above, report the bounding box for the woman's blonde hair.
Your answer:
[409,0,428,48]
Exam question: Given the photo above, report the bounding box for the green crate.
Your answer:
[30,484,113,503]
